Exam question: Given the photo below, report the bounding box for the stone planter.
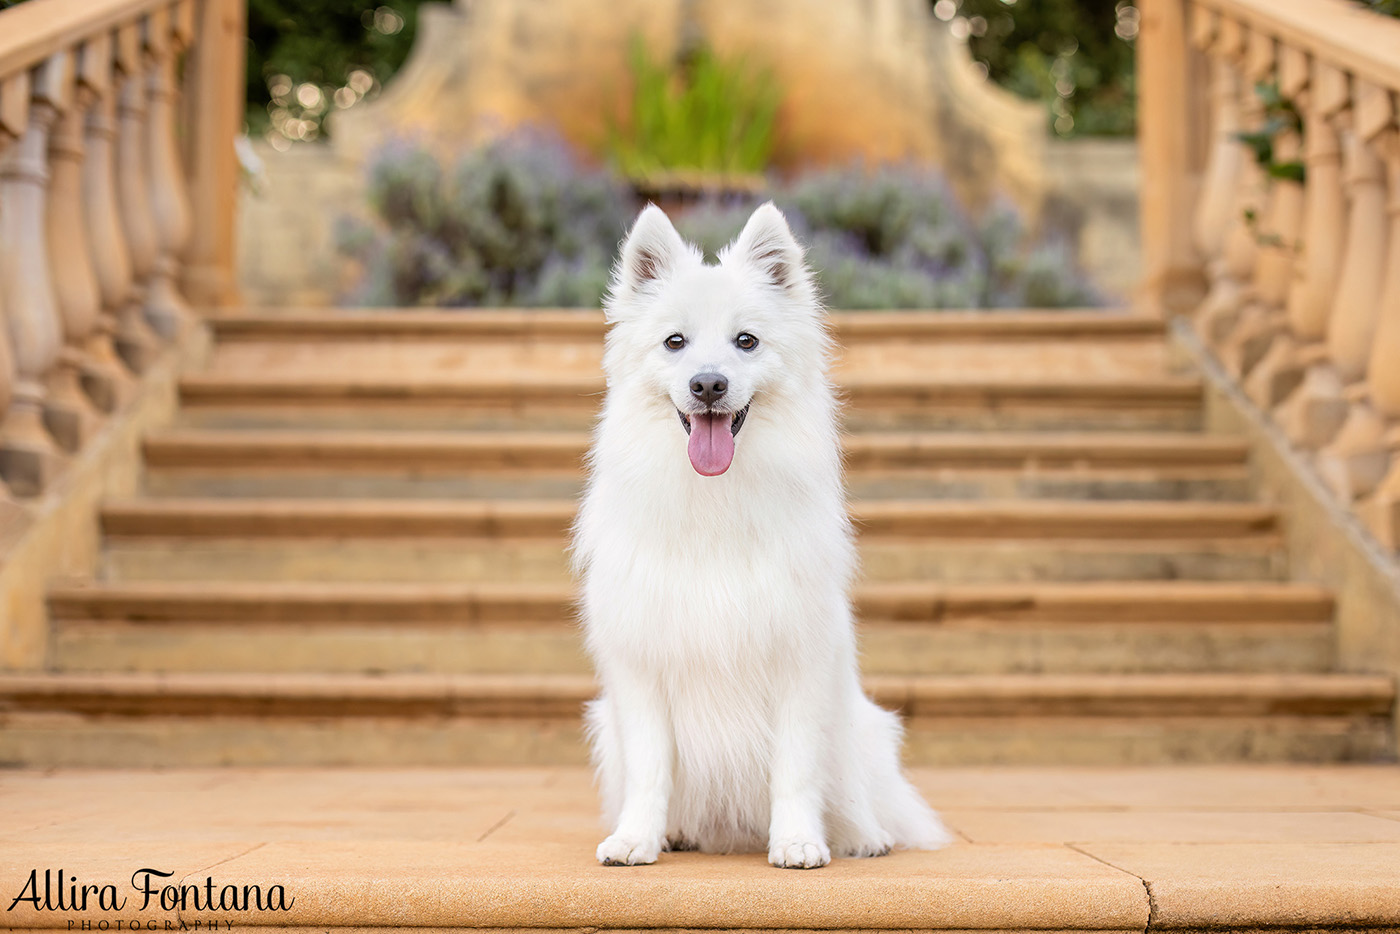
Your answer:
[627,169,768,214]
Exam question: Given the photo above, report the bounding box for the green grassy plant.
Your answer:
[609,36,781,177]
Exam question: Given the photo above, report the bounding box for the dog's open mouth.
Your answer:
[677,402,750,477]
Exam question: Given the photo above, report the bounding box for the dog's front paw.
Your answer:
[768,838,831,869]
[597,833,662,866]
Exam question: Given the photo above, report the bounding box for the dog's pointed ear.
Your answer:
[730,202,810,297]
[615,204,688,296]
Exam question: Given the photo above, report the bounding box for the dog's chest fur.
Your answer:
[579,449,850,669]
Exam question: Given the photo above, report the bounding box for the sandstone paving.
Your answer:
[944,808,1400,844]
[198,838,1146,929]
[1077,842,1400,928]
[4,766,1400,930]
[909,764,1400,810]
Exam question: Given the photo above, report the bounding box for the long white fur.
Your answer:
[571,203,953,869]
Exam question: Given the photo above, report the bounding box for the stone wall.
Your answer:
[1043,139,1141,302]
[237,143,365,307]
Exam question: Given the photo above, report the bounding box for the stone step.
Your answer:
[207,308,1158,343]
[140,428,1251,501]
[51,617,1333,675]
[94,498,1287,582]
[99,536,1287,583]
[8,764,1400,932]
[0,671,1390,767]
[99,497,1280,540]
[175,373,1204,432]
[47,581,1337,675]
[204,320,1173,384]
[144,429,1249,471]
[50,579,1330,624]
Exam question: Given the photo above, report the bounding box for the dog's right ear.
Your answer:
[614,204,687,298]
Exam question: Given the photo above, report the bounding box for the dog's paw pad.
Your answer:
[597,834,661,866]
[768,839,831,869]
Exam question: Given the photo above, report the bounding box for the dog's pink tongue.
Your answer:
[687,413,735,476]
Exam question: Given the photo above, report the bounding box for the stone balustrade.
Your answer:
[0,0,242,497]
[1140,0,1400,549]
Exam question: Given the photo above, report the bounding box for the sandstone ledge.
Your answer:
[4,765,1400,930]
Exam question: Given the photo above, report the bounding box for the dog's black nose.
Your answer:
[690,373,728,404]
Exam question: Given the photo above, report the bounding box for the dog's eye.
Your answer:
[664,334,686,351]
[735,333,759,351]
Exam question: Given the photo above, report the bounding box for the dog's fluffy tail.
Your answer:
[856,697,956,850]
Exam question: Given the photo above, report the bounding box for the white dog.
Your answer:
[571,203,952,869]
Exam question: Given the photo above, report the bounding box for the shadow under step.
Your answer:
[206,309,1158,343]
[98,498,1282,539]
[176,374,1204,432]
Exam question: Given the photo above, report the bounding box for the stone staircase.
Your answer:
[1,309,1394,767]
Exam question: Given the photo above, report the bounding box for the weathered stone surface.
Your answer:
[4,765,1400,930]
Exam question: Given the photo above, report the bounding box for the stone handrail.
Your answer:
[1138,0,1400,549]
[0,0,243,497]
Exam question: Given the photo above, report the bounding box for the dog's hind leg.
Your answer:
[825,684,896,858]
[583,696,624,829]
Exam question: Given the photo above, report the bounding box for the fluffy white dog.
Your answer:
[571,203,952,869]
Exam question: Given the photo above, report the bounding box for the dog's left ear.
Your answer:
[730,202,810,297]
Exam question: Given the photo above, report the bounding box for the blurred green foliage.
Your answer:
[951,0,1138,137]
[608,36,781,177]
[1236,83,1305,183]
[245,0,424,140]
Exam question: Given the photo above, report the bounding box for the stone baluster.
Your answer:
[1196,18,1262,344]
[1190,9,1241,268]
[45,38,117,442]
[84,35,155,375]
[1357,124,1400,547]
[1278,79,1389,451]
[0,74,28,500]
[1223,42,1307,378]
[143,4,192,336]
[1212,26,1273,363]
[1246,61,1351,410]
[1316,84,1398,503]
[0,55,70,492]
[63,34,134,411]
[114,21,163,351]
